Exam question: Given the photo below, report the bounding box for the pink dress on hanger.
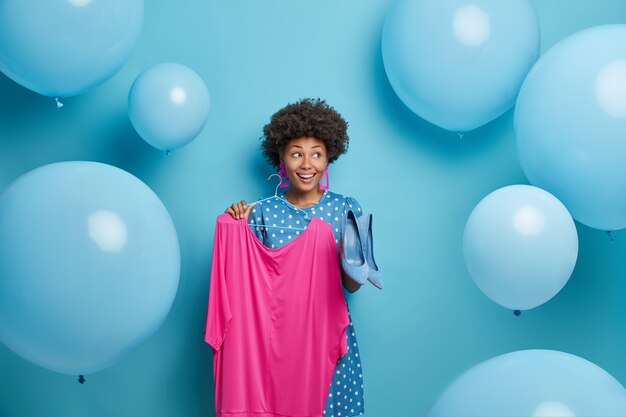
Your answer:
[205,213,349,417]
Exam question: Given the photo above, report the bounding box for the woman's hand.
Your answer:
[225,200,256,220]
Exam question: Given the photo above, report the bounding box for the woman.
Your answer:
[226,98,365,417]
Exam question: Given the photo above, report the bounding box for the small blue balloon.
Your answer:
[0,0,143,97]
[0,162,180,375]
[515,25,626,231]
[382,0,539,132]
[426,350,626,417]
[463,185,578,311]
[128,63,211,153]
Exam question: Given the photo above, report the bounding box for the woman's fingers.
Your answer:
[225,207,236,218]
[235,200,247,219]
[225,200,256,220]
[225,200,246,219]
[243,202,256,220]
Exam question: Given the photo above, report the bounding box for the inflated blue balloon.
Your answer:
[0,162,180,375]
[463,185,578,311]
[426,350,626,417]
[0,0,143,98]
[515,25,626,231]
[382,0,539,132]
[128,63,211,153]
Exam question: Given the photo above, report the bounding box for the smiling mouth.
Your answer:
[297,173,315,180]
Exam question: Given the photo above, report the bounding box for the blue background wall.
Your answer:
[1,1,626,416]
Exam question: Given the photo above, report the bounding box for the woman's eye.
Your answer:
[313,153,321,158]
[291,152,301,158]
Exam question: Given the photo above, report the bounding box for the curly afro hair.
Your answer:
[261,98,349,168]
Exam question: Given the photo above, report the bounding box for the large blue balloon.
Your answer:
[0,162,179,375]
[463,185,578,311]
[128,63,211,153]
[426,350,626,417]
[515,25,626,231]
[0,0,143,97]
[382,0,539,132]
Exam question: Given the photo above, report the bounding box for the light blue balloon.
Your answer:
[515,25,626,231]
[0,0,143,97]
[128,63,211,153]
[426,350,626,417]
[463,185,578,311]
[0,162,180,375]
[382,0,539,132]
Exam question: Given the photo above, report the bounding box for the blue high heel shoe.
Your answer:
[358,213,383,290]
[340,209,369,285]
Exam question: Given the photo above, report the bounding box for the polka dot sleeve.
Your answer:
[343,196,364,219]
[249,201,268,244]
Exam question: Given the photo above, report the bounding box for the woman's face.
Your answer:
[281,136,328,194]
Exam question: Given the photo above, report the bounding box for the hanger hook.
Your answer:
[266,173,284,196]
[248,172,309,222]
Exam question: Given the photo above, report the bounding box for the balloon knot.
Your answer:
[606,230,616,242]
[55,97,64,109]
[165,150,172,156]
[457,133,464,140]
[78,375,85,384]
[514,310,521,317]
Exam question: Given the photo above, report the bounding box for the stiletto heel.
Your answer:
[341,210,369,285]
[359,213,383,290]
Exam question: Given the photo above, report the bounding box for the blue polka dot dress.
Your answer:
[249,189,365,417]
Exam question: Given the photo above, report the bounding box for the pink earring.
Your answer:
[319,165,329,190]
[278,162,289,188]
